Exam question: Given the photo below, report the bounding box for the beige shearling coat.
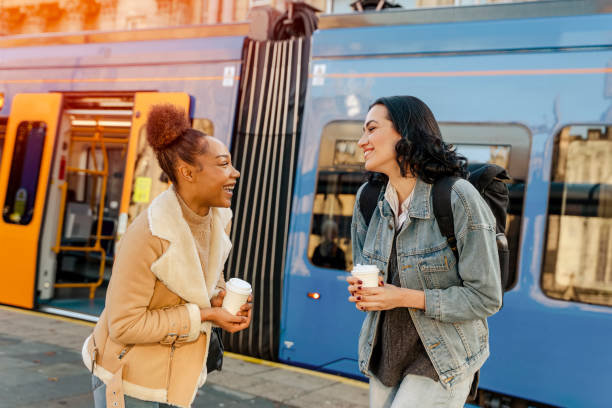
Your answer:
[81,187,232,408]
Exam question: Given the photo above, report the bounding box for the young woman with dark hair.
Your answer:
[82,104,252,408]
[347,96,502,407]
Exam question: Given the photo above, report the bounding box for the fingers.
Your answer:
[240,302,253,311]
[226,312,251,333]
[236,302,252,317]
[378,276,384,287]
[355,301,381,311]
[346,276,362,285]
[347,284,362,294]
[348,293,368,303]
[358,287,383,296]
[218,308,246,324]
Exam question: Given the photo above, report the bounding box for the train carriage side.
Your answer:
[0,27,247,316]
[280,10,612,408]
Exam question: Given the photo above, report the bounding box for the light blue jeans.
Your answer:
[369,374,473,408]
[92,376,175,408]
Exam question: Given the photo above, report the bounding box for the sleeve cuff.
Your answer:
[424,289,442,321]
[200,320,212,334]
[184,303,202,342]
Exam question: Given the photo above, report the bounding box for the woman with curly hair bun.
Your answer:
[82,104,251,408]
[347,96,502,407]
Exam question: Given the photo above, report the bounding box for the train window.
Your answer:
[309,121,528,276]
[309,121,365,271]
[2,121,47,225]
[542,125,612,307]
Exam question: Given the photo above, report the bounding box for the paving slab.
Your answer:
[0,306,369,408]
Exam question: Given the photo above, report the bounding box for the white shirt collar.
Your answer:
[384,180,415,230]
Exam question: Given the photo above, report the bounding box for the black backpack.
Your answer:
[358,163,511,291]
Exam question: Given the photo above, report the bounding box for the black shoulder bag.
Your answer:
[206,327,224,373]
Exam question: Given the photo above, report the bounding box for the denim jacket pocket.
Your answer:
[417,249,458,289]
[361,250,387,275]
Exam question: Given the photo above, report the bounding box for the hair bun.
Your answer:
[146,104,190,150]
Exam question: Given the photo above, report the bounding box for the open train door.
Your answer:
[0,93,62,308]
[117,92,191,237]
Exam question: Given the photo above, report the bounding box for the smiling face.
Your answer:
[177,136,240,209]
[357,104,402,177]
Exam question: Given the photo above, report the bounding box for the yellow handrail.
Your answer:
[53,120,111,299]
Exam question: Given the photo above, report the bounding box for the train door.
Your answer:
[280,120,530,378]
[35,92,189,318]
[0,93,62,309]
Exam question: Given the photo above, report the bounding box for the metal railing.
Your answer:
[52,121,110,299]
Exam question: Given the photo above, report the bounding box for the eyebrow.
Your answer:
[363,120,379,131]
[216,154,230,159]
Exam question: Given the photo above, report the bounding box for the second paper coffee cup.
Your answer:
[351,264,380,288]
[222,278,252,315]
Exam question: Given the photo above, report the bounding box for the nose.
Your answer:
[232,165,240,179]
[357,133,368,149]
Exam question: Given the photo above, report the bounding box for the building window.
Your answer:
[542,125,612,307]
[308,121,527,275]
[3,121,47,225]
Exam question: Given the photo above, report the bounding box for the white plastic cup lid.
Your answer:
[226,278,252,295]
[351,264,379,275]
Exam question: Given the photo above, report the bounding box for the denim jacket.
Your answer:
[351,177,502,388]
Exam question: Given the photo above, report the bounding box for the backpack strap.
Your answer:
[359,182,382,226]
[432,177,459,260]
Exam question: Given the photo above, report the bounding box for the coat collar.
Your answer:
[378,177,432,220]
[147,187,232,308]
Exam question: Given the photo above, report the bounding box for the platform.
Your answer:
[0,306,368,408]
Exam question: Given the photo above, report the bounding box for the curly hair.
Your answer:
[146,104,208,184]
[367,96,467,185]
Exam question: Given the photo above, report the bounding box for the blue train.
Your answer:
[0,1,610,406]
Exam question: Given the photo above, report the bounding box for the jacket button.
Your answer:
[388,221,393,230]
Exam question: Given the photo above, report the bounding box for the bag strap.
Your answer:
[359,182,382,226]
[432,177,459,260]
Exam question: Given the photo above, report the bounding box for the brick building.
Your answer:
[0,0,537,36]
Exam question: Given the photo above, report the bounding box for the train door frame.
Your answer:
[117,92,191,239]
[0,93,63,308]
[33,92,190,316]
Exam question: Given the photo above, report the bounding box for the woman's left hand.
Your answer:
[349,284,425,311]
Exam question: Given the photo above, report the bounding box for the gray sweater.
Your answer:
[369,233,439,387]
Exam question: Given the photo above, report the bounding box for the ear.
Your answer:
[177,162,194,183]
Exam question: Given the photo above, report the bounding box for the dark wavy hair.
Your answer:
[367,96,467,185]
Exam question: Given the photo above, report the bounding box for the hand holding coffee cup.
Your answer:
[351,264,380,288]
[222,278,252,315]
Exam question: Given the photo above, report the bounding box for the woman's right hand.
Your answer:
[346,275,384,296]
[200,307,248,333]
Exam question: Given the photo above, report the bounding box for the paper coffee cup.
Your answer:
[351,264,380,288]
[222,278,252,315]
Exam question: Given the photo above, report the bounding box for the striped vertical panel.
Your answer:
[225,37,311,361]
